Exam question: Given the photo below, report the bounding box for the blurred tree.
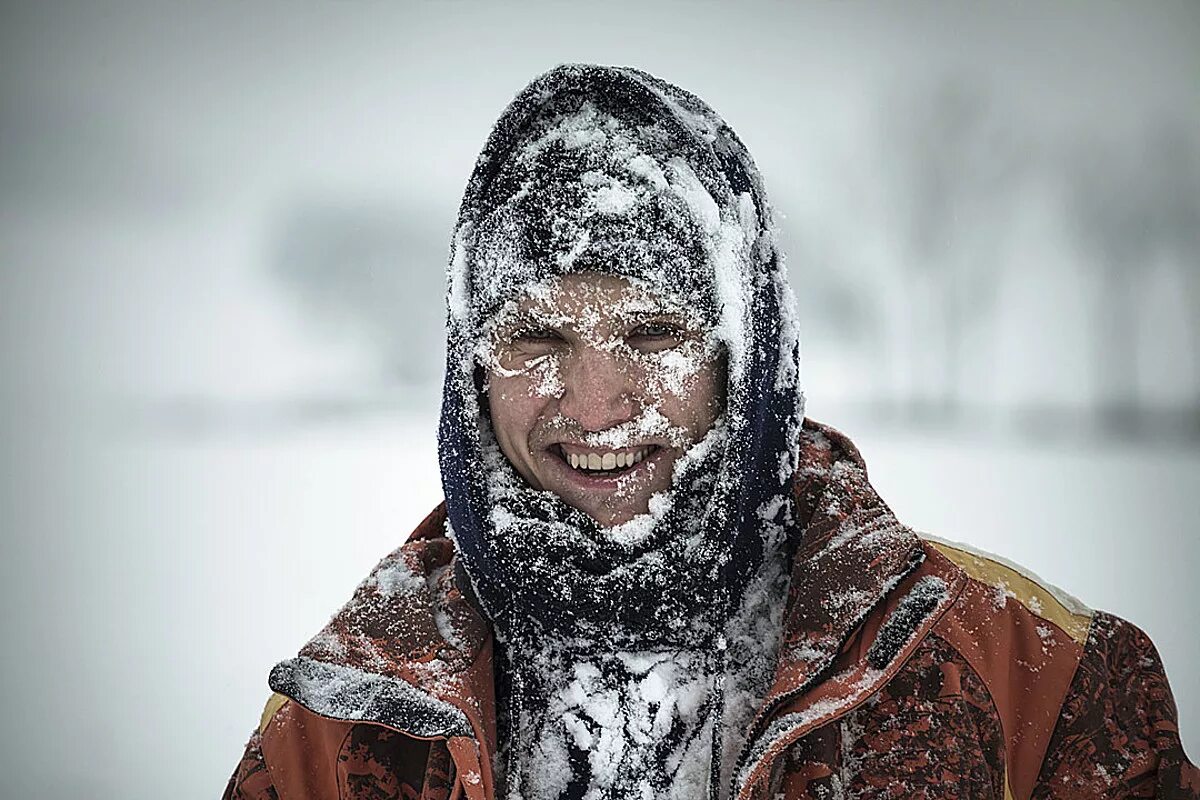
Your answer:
[1149,122,1200,432]
[270,199,448,393]
[887,77,1028,421]
[1065,138,1154,432]
[1064,119,1200,435]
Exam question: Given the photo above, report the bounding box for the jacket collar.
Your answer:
[269,507,494,743]
[767,420,924,710]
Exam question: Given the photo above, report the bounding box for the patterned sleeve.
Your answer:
[221,730,279,800]
[1032,611,1200,799]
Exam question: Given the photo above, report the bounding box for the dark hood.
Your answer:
[437,64,805,649]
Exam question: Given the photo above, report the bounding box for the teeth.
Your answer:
[565,448,651,472]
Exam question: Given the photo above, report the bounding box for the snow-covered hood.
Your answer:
[437,63,806,648]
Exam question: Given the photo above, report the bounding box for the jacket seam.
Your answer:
[926,630,1010,799]
[1025,612,1099,799]
[955,570,1093,651]
[334,726,355,800]
[931,576,1092,800]
[735,557,967,798]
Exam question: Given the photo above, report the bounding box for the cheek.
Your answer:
[486,373,546,447]
[655,359,726,436]
[635,346,725,421]
[694,366,726,422]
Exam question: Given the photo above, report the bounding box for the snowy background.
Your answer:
[2,2,1197,796]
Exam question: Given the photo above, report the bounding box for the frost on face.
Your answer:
[477,274,721,405]
[446,89,786,552]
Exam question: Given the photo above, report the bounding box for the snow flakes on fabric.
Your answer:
[722,422,946,798]
[270,656,473,739]
[866,576,949,670]
[836,636,1005,800]
[267,536,487,739]
[501,646,720,800]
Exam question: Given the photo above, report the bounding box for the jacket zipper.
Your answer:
[728,548,927,799]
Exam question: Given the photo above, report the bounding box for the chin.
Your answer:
[570,495,653,529]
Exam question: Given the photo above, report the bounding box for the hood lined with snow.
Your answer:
[438,63,806,651]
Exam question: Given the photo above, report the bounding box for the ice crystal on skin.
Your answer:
[478,272,728,537]
[477,274,720,405]
[582,405,692,451]
[477,406,723,553]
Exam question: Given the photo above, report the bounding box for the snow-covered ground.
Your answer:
[2,413,1195,798]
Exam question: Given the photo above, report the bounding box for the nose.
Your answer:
[556,344,637,432]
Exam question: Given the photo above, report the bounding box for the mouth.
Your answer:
[549,443,663,480]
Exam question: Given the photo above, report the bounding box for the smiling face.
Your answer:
[483,272,726,528]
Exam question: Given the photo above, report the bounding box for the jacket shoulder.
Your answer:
[918,535,1097,799]
[259,691,290,734]
[1033,610,1200,797]
[406,503,449,542]
[922,534,1093,645]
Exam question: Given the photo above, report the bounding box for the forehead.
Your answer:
[513,272,681,320]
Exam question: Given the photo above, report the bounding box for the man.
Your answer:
[224,64,1197,800]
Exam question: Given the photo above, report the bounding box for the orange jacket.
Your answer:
[223,421,1198,799]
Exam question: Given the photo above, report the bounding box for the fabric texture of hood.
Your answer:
[438,63,805,653]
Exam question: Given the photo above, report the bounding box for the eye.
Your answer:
[632,322,677,337]
[512,327,562,343]
[628,321,685,350]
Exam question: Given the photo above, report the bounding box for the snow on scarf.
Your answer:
[437,64,805,799]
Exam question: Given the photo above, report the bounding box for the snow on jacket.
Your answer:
[222,419,1199,800]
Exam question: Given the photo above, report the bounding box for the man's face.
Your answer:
[483,272,726,528]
